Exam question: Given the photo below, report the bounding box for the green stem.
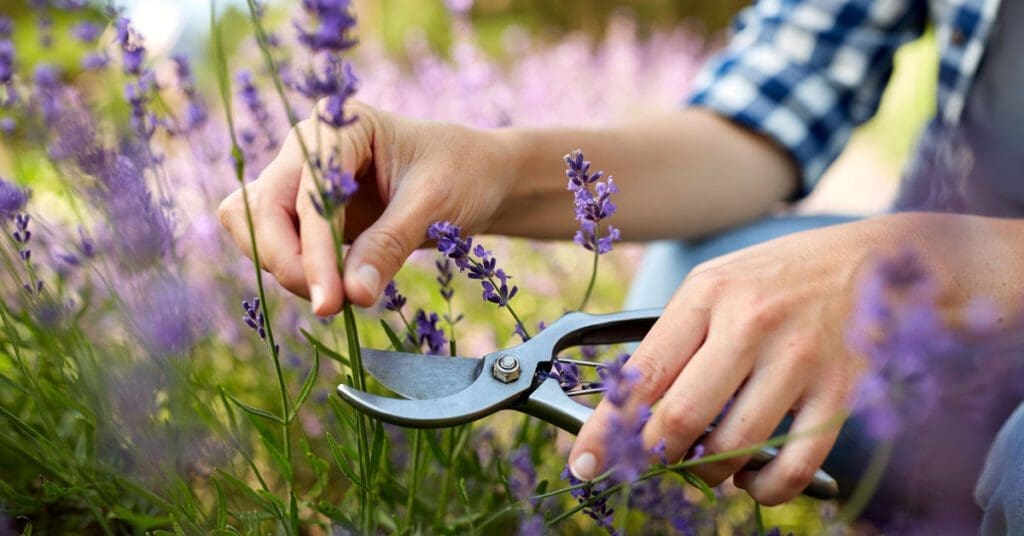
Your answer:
[578,246,600,311]
[435,428,458,527]
[212,0,292,464]
[837,440,893,524]
[404,430,424,531]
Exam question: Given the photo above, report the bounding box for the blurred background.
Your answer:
[3,0,937,217]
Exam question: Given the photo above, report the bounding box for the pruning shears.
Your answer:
[336,308,839,500]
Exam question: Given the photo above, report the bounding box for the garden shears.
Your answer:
[336,308,839,500]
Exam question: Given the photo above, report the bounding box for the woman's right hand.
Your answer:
[218,100,518,315]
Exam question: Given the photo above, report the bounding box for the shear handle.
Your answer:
[530,308,662,357]
[519,376,839,500]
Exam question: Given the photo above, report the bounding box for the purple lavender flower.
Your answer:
[242,297,266,340]
[436,258,455,302]
[0,118,13,135]
[564,150,620,254]
[0,16,11,40]
[319,62,359,128]
[0,39,14,85]
[561,465,617,533]
[114,18,146,75]
[13,213,31,261]
[517,515,545,536]
[235,70,276,148]
[596,353,637,407]
[124,77,156,140]
[604,405,652,483]
[71,21,103,43]
[295,0,359,53]
[81,52,109,71]
[32,64,62,126]
[310,156,358,215]
[847,250,960,440]
[507,446,537,503]
[382,280,406,312]
[411,309,447,355]
[0,177,29,216]
[172,54,207,132]
[549,360,582,391]
[134,277,206,359]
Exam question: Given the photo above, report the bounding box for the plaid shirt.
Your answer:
[688,0,1001,194]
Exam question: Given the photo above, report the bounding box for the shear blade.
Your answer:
[361,348,483,399]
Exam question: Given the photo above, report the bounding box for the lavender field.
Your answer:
[0,1,1019,534]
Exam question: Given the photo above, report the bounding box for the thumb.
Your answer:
[343,190,432,307]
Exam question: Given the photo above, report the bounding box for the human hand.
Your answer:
[568,218,895,505]
[218,101,517,314]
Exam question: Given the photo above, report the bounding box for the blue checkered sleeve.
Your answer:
[688,0,927,195]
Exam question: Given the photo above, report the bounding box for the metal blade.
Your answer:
[361,348,483,399]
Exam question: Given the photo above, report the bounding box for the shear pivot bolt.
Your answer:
[492,354,521,383]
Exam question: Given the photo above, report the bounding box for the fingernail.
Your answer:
[570,452,597,481]
[310,284,325,313]
[356,264,380,297]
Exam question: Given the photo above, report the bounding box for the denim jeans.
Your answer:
[624,214,1023,533]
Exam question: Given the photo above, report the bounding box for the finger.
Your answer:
[641,334,756,468]
[342,184,434,307]
[688,354,809,487]
[219,186,307,298]
[298,155,345,316]
[732,390,847,505]
[568,295,711,480]
[218,124,312,297]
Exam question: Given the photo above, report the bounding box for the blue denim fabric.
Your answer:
[976,402,1024,535]
[624,214,1023,532]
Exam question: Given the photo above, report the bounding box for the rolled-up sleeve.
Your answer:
[688,0,927,195]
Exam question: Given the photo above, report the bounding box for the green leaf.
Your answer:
[20,523,32,536]
[423,430,447,465]
[300,329,349,366]
[368,421,386,482]
[223,390,286,425]
[313,501,354,526]
[289,347,321,422]
[679,470,716,504]
[214,479,228,529]
[259,432,294,482]
[215,471,277,514]
[380,320,408,352]
[326,432,365,489]
[289,493,300,536]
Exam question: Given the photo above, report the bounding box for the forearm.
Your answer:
[865,212,1024,319]
[487,108,798,241]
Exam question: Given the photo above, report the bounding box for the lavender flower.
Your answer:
[436,258,455,302]
[295,0,359,53]
[124,77,157,140]
[318,61,359,128]
[0,177,29,216]
[71,21,102,43]
[561,465,617,534]
[114,18,145,75]
[134,277,206,359]
[235,70,276,149]
[0,16,11,40]
[564,150,620,254]
[428,221,520,308]
[507,447,537,503]
[596,353,637,407]
[310,156,358,215]
[0,39,13,85]
[81,52,109,71]
[13,213,31,261]
[0,118,13,135]
[411,309,447,355]
[172,55,207,132]
[549,360,582,391]
[847,251,1015,440]
[242,297,266,340]
[382,281,406,312]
